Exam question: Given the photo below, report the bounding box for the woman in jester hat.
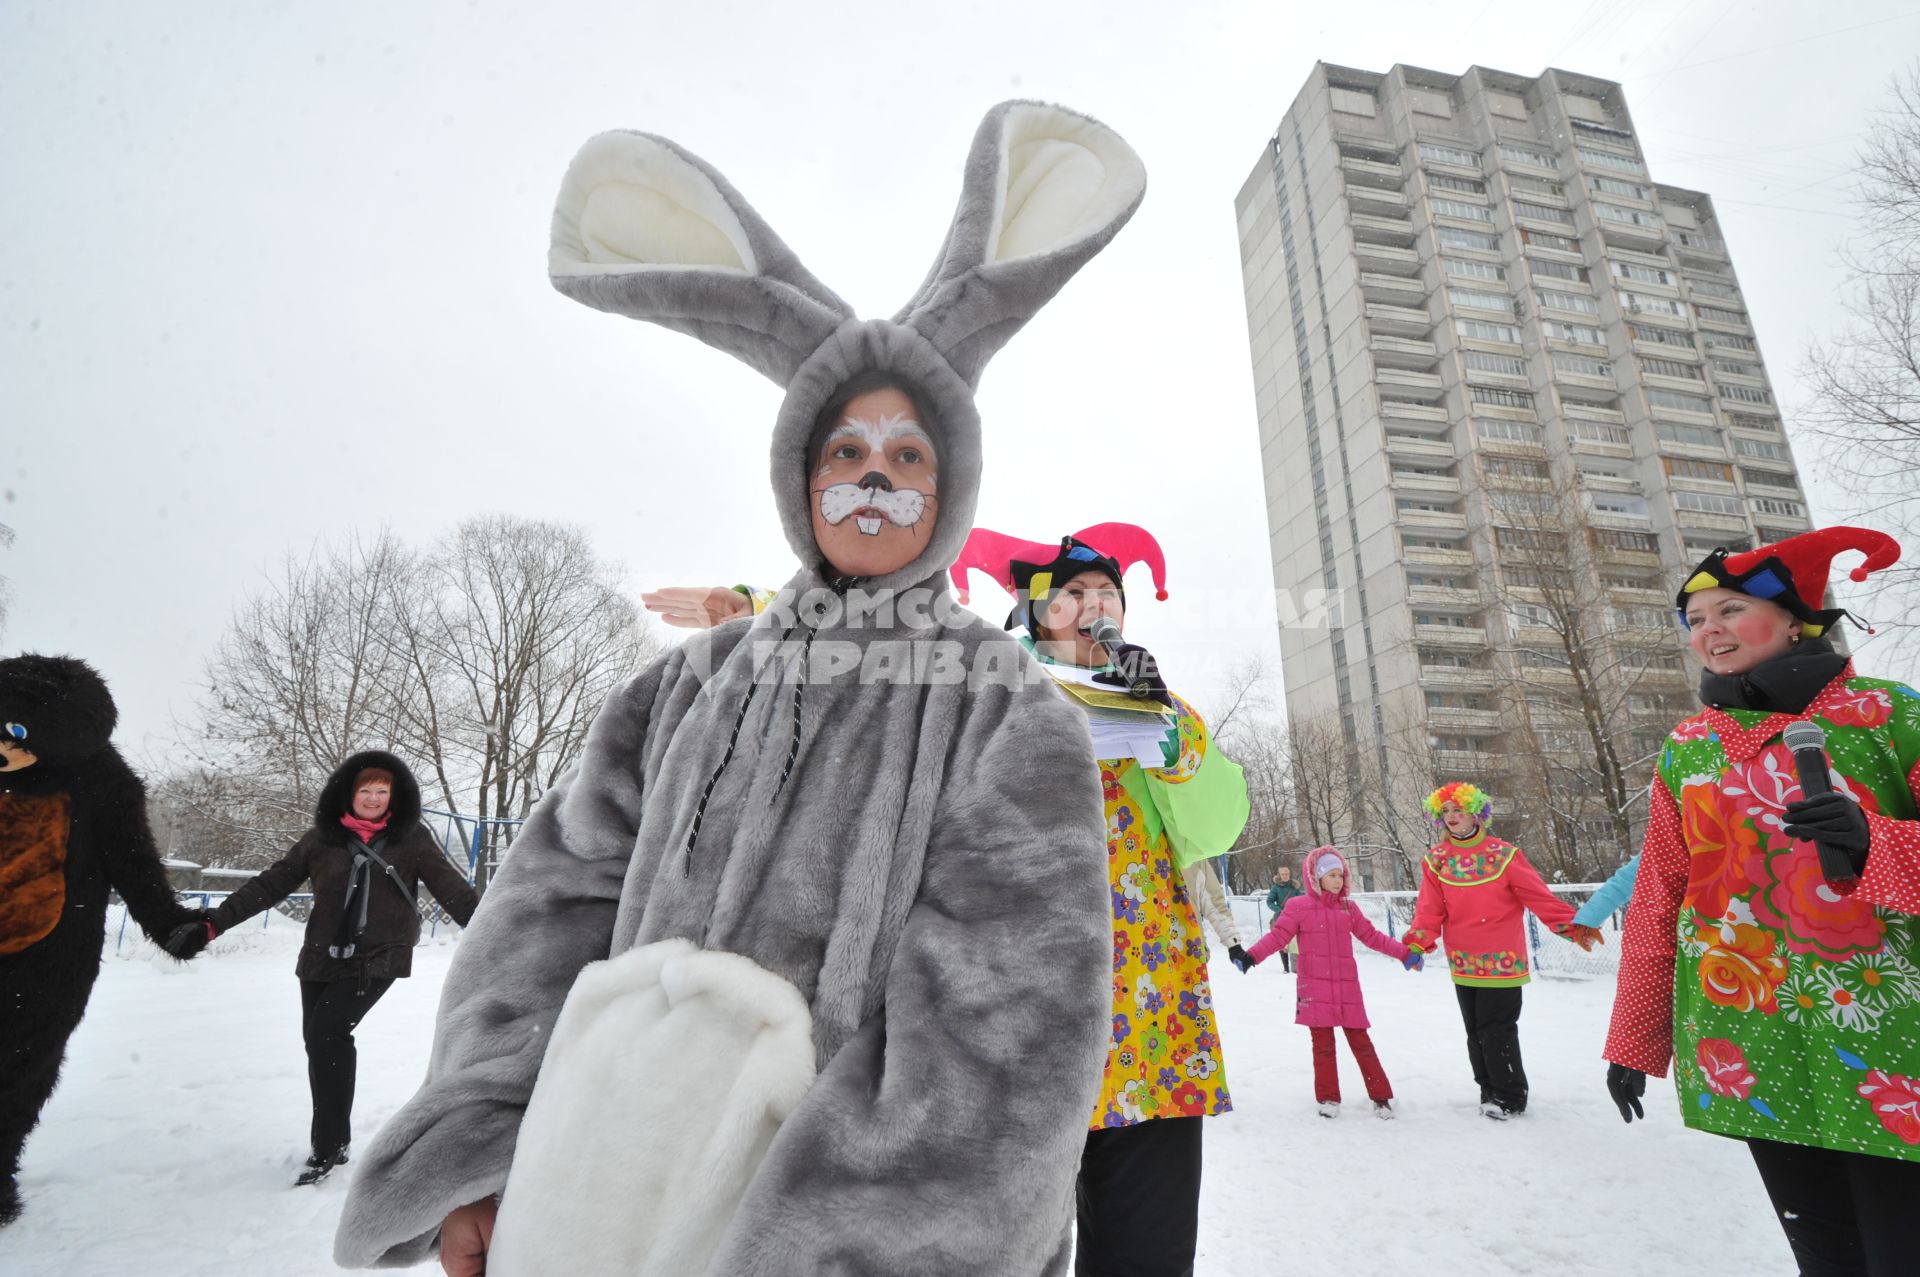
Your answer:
[333,102,1148,1277]
[1402,782,1601,1120]
[951,522,1251,1277]
[1604,526,1920,1276]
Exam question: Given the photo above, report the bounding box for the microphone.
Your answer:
[1781,721,1858,887]
[1088,616,1151,699]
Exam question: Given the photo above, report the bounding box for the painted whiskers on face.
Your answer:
[814,413,938,538]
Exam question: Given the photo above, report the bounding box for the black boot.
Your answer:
[295,1145,349,1187]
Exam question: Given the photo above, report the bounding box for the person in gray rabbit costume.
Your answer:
[333,100,1147,1276]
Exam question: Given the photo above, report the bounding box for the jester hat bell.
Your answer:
[1675,526,1900,639]
[949,523,1168,630]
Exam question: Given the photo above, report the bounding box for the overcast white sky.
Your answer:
[4,0,1916,763]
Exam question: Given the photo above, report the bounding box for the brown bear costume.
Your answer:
[0,654,202,1226]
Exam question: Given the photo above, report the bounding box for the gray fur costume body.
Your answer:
[335,101,1146,1274]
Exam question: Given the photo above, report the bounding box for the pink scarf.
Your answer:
[340,811,389,843]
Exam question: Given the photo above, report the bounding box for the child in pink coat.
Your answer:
[1235,847,1422,1118]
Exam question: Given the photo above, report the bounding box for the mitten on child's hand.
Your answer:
[1560,923,1604,952]
[1228,944,1253,974]
[1401,952,1423,971]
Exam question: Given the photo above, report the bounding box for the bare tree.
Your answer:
[389,516,661,887]
[1802,61,1920,676]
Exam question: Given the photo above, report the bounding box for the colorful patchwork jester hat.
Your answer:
[1425,781,1492,831]
[547,103,1147,596]
[949,522,1168,629]
[1675,526,1900,639]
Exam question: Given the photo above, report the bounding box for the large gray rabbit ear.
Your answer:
[894,102,1146,387]
[549,131,856,386]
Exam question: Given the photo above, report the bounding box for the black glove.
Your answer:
[164,915,215,959]
[1782,791,1871,873]
[1092,643,1174,707]
[1227,944,1253,974]
[1607,1063,1646,1123]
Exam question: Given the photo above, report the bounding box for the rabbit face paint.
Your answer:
[810,387,940,579]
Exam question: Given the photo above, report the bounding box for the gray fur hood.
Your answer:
[335,101,1144,1276]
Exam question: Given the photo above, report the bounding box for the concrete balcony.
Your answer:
[1578,472,1642,495]
[1349,184,1410,211]
[1594,547,1664,570]
[1353,212,1417,245]
[1408,584,1483,610]
[1598,220,1669,254]
[1415,622,1487,647]
[1385,434,1457,463]
[1372,334,1440,369]
[1586,509,1656,532]
[1356,241,1422,274]
[1674,509,1748,534]
[1377,367,1445,397]
[1398,508,1470,534]
[1365,302,1432,336]
[1419,664,1498,689]
[1392,472,1464,498]
[1433,748,1499,774]
[1380,399,1450,423]
[1428,706,1504,732]
[1341,155,1406,186]
[1360,271,1428,305]
[1403,545,1477,570]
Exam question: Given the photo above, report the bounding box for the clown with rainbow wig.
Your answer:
[1404,781,1600,1120]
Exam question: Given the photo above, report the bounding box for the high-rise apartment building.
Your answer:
[1235,63,1812,875]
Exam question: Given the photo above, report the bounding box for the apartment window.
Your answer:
[1531,259,1588,283]
[1477,418,1545,444]
[1578,146,1645,173]
[1641,356,1704,380]
[1509,175,1567,199]
[1433,198,1495,222]
[1594,528,1660,552]
[1753,497,1808,518]
[1543,320,1605,344]
[1508,602,1556,629]
[1500,142,1557,168]
[1444,256,1506,282]
[1537,289,1599,314]
[1729,413,1779,433]
[1695,304,1750,326]
[1429,174,1488,195]
[1665,457,1732,482]
[1595,203,1664,229]
[1734,437,1790,461]
[1420,141,1482,167]
[1426,691,1491,709]
[1520,228,1581,252]
[1629,322,1694,349]
[1457,318,1522,343]
[1437,226,1500,251]
[1621,291,1685,316]
[1603,573,1660,591]
[1415,613,1474,628]
[1649,388,1714,414]
[1612,605,1671,629]
[1464,350,1528,376]
[1470,385,1535,409]
[1625,649,1684,671]
[1590,175,1652,200]
[1721,383,1774,405]
[1676,491,1743,517]
[1611,260,1672,285]
[1741,468,1799,492]
[1339,142,1401,167]
[1754,526,1798,545]
[1450,287,1514,312]
[1675,229,1724,250]
[1690,278,1741,300]
[1398,499,1458,513]
[1700,331,1756,353]
[1710,358,1761,379]
[1493,491,1558,514]
[1552,352,1612,378]
[1421,649,1484,668]
[1514,201,1576,225]
[1500,526,1569,552]
[1571,420,1632,446]
[1590,493,1650,517]
[1484,456,1549,479]
[1519,647,1570,668]
[1656,422,1724,449]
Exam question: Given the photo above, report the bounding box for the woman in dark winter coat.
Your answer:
[168,750,476,1184]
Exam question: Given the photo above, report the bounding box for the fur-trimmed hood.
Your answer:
[0,653,117,771]
[313,749,422,833]
[1302,844,1354,903]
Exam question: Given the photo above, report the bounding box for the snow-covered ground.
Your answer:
[9,922,1793,1276]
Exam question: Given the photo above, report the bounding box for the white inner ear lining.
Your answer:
[551,133,759,275]
[985,106,1145,266]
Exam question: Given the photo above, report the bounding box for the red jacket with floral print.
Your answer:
[1402,833,1578,986]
